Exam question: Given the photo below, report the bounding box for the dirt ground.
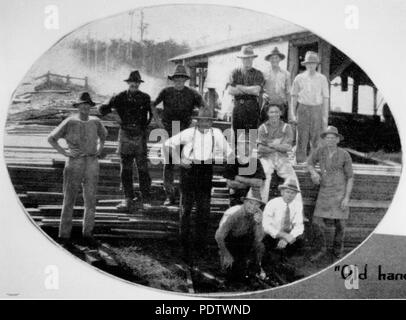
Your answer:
[64,237,341,295]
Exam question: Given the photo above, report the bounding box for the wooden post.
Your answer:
[207,88,216,116]
[318,39,331,79]
[66,75,71,84]
[189,66,197,88]
[352,78,359,114]
[288,43,299,78]
[84,77,89,90]
[373,86,378,115]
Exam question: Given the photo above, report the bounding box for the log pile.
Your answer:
[4,124,401,251]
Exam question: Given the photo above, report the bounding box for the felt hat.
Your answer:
[124,70,144,83]
[72,92,96,107]
[193,107,216,120]
[243,195,266,206]
[265,47,285,61]
[278,180,301,193]
[237,45,258,59]
[168,64,190,80]
[320,126,344,140]
[301,51,320,65]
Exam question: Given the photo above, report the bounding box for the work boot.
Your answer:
[116,198,134,212]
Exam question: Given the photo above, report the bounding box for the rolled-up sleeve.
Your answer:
[291,76,300,97]
[48,118,69,140]
[343,150,354,179]
[97,120,108,140]
[214,129,233,158]
[262,201,279,238]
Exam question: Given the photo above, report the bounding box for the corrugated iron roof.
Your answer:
[170,24,307,62]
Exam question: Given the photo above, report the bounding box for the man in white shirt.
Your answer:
[290,51,330,164]
[163,107,233,261]
[262,180,304,256]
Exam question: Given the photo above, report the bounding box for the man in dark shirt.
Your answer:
[99,70,152,211]
[227,45,264,144]
[223,137,265,207]
[151,64,205,205]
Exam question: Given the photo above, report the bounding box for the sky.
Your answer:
[70,4,295,48]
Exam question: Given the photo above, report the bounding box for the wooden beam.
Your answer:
[330,58,353,81]
[288,43,299,78]
[352,77,359,114]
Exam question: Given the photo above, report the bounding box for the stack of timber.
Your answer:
[4,124,402,251]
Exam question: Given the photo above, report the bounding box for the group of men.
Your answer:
[47,44,353,283]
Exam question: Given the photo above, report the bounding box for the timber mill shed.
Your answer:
[169,25,397,152]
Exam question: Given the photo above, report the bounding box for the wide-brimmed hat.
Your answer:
[278,180,301,193]
[124,70,144,83]
[243,195,265,206]
[265,47,285,61]
[237,45,258,59]
[301,51,320,65]
[320,126,344,140]
[193,107,216,120]
[168,64,190,80]
[73,92,96,107]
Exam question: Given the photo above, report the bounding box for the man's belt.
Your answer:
[121,124,144,135]
[235,95,257,104]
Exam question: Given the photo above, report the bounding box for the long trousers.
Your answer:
[163,121,190,199]
[59,156,99,238]
[119,131,151,200]
[179,164,213,253]
[312,216,346,252]
[258,155,303,205]
[296,104,323,163]
[232,100,260,145]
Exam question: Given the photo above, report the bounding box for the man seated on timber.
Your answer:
[48,92,107,246]
[215,196,266,282]
[262,180,304,259]
[257,105,303,206]
[223,135,265,207]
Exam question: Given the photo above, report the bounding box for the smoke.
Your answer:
[23,41,168,99]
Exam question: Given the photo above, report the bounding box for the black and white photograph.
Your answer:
[1,0,405,300]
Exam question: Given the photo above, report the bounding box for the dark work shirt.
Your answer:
[153,86,203,124]
[99,90,152,128]
[223,157,266,181]
[228,67,264,93]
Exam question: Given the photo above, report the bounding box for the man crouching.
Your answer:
[262,180,304,259]
[215,196,266,282]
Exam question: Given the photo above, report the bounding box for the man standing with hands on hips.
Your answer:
[152,64,205,206]
[99,70,153,211]
[48,92,107,246]
[163,107,233,261]
[290,51,330,164]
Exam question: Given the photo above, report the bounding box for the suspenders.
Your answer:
[188,127,215,162]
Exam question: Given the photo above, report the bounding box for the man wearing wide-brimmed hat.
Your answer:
[99,70,153,211]
[262,179,304,255]
[152,64,206,206]
[290,51,330,164]
[227,45,264,142]
[163,107,233,261]
[307,126,353,260]
[215,195,266,282]
[223,133,265,207]
[261,47,291,123]
[48,92,107,245]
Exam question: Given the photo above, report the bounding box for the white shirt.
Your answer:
[262,196,304,239]
[291,70,329,106]
[263,67,291,104]
[164,126,233,162]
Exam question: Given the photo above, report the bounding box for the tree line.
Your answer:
[71,38,190,76]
